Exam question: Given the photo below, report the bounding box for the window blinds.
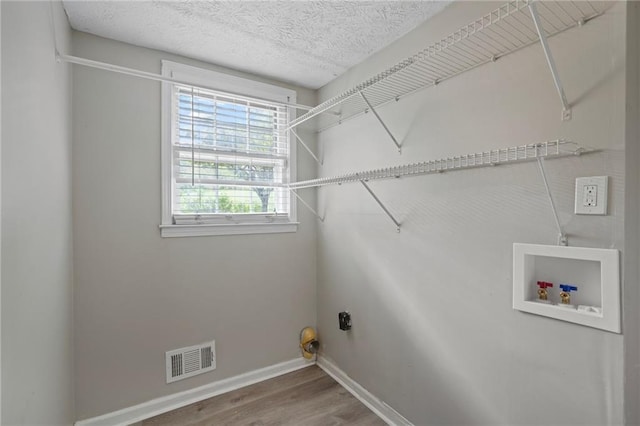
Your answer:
[172,85,290,221]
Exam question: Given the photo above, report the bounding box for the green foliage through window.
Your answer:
[173,85,289,215]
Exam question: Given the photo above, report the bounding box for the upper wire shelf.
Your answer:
[288,0,608,132]
[288,140,589,190]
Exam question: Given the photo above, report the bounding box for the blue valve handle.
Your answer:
[559,284,578,292]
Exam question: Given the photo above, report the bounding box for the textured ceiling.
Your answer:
[62,1,450,89]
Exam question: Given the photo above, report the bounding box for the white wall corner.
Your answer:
[316,355,413,426]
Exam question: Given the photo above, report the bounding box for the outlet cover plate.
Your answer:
[575,176,608,215]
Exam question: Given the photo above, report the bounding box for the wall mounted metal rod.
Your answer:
[529,1,572,120]
[290,189,324,222]
[360,180,401,232]
[291,129,322,166]
[57,53,319,113]
[536,156,567,246]
[359,91,402,153]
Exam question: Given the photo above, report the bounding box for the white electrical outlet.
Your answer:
[575,176,608,215]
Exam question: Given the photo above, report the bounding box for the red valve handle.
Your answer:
[536,281,553,289]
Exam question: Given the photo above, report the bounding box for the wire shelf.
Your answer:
[288,140,590,189]
[288,0,608,132]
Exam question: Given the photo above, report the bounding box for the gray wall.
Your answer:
[72,33,318,420]
[624,2,640,424]
[1,2,3,419]
[316,1,628,425]
[1,1,74,424]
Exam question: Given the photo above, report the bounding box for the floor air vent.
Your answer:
[166,340,216,383]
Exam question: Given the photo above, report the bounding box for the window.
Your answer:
[160,61,297,237]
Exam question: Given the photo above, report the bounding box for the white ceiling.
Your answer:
[62,1,450,89]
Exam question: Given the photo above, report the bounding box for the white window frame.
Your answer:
[160,61,297,237]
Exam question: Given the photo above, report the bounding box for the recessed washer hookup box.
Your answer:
[513,243,620,333]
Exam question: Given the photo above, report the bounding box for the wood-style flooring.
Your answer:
[141,365,387,426]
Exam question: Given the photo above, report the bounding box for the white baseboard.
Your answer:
[75,357,314,426]
[317,355,413,426]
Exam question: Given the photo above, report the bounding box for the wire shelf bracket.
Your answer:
[290,189,324,222]
[291,129,322,166]
[361,180,401,232]
[360,91,402,153]
[528,1,572,121]
[287,0,608,132]
[536,155,567,246]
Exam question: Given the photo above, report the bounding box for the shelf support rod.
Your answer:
[290,189,324,222]
[529,1,572,121]
[290,129,322,166]
[360,180,401,232]
[56,53,320,112]
[359,91,402,153]
[536,157,567,246]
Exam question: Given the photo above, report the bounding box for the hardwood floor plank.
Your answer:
[142,365,386,426]
[143,367,326,426]
[301,396,386,426]
[189,374,342,425]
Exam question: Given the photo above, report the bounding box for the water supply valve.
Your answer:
[536,281,553,301]
[559,284,578,305]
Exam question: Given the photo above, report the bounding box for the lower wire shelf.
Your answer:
[288,139,590,190]
[287,139,594,235]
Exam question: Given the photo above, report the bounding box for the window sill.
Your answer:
[160,222,299,238]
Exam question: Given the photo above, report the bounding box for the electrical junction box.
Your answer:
[575,176,608,215]
[338,311,352,331]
